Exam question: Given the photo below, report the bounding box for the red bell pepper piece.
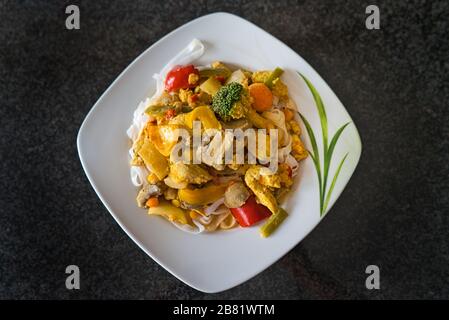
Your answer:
[165,108,176,120]
[164,65,199,92]
[230,196,272,227]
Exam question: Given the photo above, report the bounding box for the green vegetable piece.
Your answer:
[259,208,288,238]
[145,105,174,116]
[199,68,231,78]
[245,107,271,129]
[199,77,222,96]
[211,82,247,121]
[264,67,284,89]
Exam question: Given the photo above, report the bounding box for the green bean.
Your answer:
[259,208,288,238]
[264,67,284,88]
[199,68,231,78]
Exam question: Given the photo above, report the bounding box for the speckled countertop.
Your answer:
[0,0,448,299]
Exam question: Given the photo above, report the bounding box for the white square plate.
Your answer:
[77,12,362,293]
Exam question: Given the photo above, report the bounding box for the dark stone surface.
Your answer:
[0,0,448,299]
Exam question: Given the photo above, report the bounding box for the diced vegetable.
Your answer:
[199,68,231,78]
[226,70,247,85]
[216,76,226,84]
[259,208,288,237]
[199,77,222,96]
[137,139,169,180]
[136,184,163,207]
[211,82,253,122]
[248,83,273,112]
[230,196,272,227]
[146,197,159,208]
[148,200,191,225]
[264,67,284,89]
[145,105,174,116]
[222,118,251,130]
[165,65,199,92]
[185,105,222,130]
[178,184,228,206]
[283,108,294,121]
[245,107,275,130]
[165,108,176,119]
[146,125,182,157]
[189,94,199,103]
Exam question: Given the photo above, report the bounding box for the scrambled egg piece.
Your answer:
[251,71,270,83]
[278,163,293,188]
[211,61,230,71]
[168,162,212,185]
[244,165,279,214]
[272,78,288,98]
[289,120,301,135]
[188,73,199,85]
[292,134,308,161]
[179,88,193,103]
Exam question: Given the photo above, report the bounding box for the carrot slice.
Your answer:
[146,197,159,208]
[249,83,273,112]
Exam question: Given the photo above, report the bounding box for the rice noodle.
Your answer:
[219,213,238,230]
[130,166,149,186]
[200,207,229,225]
[204,198,225,215]
[205,210,232,232]
[126,98,150,142]
[278,136,292,163]
[173,219,205,234]
[285,154,300,177]
[262,109,289,147]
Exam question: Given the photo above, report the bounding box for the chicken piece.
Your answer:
[244,165,279,214]
[136,183,165,207]
[259,172,281,188]
[168,162,213,185]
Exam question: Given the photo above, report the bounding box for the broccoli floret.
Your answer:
[211,82,250,121]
